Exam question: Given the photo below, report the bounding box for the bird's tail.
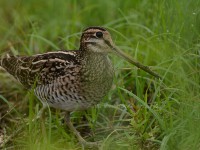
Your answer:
[0,55,4,70]
[0,53,9,67]
[0,54,18,75]
[0,54,3,67]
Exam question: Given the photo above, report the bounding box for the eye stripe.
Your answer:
[83,34,97,39]
[84,32,95,34]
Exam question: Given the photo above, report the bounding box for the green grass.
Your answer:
[0,0,200,149]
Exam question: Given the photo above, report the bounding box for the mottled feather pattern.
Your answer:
[0,51,81,88]
[0,50,114,110]
[0,27,115,111]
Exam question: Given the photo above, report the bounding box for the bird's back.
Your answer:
[0,51,81,88]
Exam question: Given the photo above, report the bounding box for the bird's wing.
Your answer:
[0,50,81,89]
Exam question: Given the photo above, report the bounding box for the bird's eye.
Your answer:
[96,32,103,38]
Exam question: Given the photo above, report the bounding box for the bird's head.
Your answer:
[80,26,161,78]
[80,26,115,53]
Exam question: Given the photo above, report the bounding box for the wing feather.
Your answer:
[1,50,81,88]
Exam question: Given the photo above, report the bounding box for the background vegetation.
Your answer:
[0,0,199,149]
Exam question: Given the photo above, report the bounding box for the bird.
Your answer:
[0,26,160,146]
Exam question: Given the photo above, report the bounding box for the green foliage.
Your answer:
[0,0,199,149]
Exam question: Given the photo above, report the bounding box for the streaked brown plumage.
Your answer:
[0,26,160,146]
[1,27,114,112]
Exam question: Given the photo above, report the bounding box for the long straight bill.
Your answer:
[112,46,161,79]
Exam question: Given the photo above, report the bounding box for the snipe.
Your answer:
[0,27,160,147]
